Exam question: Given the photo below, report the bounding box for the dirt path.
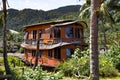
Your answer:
[0,53,24,59]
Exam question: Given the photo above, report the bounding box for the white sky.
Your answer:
[5,0,85,11]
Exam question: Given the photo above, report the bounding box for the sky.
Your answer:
[5,0,85,11]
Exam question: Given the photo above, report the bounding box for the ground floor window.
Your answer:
[32,50,36,57]
[54,48,61,59]
[48,50,52,58]
[38,50,43,58]
[66,48,74,58]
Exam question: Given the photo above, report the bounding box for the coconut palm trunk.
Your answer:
[2,0,11,75]
[90,0,100,80]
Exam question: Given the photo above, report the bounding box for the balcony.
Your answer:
[24,38,63,45]
[21,38,86,50]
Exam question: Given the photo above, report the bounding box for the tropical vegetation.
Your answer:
[0,0,120,80]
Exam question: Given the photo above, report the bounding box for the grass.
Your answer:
[64,74,120,80]
[101,77,120,80]
[64,77,120,80]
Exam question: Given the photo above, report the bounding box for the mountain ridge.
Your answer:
[4,5,81,31]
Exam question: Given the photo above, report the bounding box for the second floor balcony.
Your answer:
[21,38,87,50]
[24,38,63,46]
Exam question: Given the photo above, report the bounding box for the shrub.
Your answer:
[10,67,23,80]
[23,66,63,80]
[103,46,120,71]
[99,55,118,77]
[0,48,3,53]
[56,49,90,78]
[8,56,24,67]
[0,57,3,63]
[18,47,24,53]
[0,66,5,75]
[56,48,119,78]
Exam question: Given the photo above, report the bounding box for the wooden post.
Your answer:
[33,30,41,70]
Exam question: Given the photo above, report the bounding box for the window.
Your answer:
[65,27,74,38]
[66,48,74,58]
[54,28,60,38]
[75,28,80,38]
[80,29,83,38]
[32,30,37,39]
[54,48,61,59]
[48,50,52,58]
[50,31,52,38]
[32,50,36,57]
[38,50,43,58]
[38,30,42,39]
[24,32,28,39]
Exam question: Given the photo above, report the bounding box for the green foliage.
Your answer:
[0,48,3,53]
[0,57,3,63]
[6,30,23,53]
[0,5,81,32]
[99,55,118,77]
[57,49,90,78]
[8,56,24,67]
[10,67,23,80]
[18,47,24,53]
[0,66,5,75]
[23,66,63,80]
[103,46,120,71]
[57,48,119,78]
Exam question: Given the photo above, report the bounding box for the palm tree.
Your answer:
[90,0,100,79]
[2,0,11,76]
[79,0,115,49]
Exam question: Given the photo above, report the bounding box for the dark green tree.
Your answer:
[2,0,11,77]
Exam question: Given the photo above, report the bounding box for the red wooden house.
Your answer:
[21,20,88,67]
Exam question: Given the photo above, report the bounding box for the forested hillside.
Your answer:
[2,5,80,31]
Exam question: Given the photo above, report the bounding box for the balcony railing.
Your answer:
[24,39,63,46]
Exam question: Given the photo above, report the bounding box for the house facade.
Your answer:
[21,20,88,67]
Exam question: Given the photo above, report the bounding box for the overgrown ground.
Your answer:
[63,73,120,80]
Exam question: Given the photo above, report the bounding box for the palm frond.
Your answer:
[79,7,90,20]
[79,3,88,12]
[100,3,115,24]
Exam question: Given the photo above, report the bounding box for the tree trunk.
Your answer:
[2,0,11,77]
[33,30,41,70]
[90,0,100,80]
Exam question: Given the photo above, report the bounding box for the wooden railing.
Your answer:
[24,38,63,45]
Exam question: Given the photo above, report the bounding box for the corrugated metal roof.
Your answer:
[24,19,74,28]
[23,19,88,30]
[45,20,88,31]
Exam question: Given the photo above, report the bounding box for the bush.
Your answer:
[0,48,3,53]
[0,57,3,63]
[10,67,23,80]
[56,48,119,78]
[103,46,120,71]
[18,47,24,53]
[56,49,90,78]
[23,66,63,80]
[8,56,24,67]
[99,55,118,77]
[0,66,5,75]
